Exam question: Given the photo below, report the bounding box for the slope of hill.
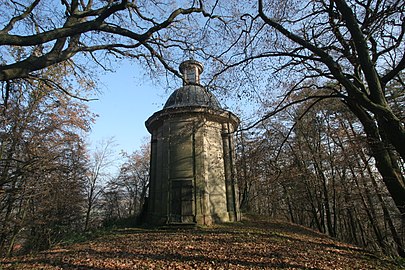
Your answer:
[0,217,401,269]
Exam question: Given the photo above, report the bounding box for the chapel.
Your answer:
[145,59,240,225]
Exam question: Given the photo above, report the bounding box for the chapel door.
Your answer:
[170,180,194,223]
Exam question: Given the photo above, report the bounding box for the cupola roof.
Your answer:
[163,60,221,109]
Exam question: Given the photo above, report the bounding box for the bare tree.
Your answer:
[189,0,405,221]
[0,0,215,83]
[238,95,404,256]
[0,77,91,255]
[84,138,116,231]
[101,142,150,224]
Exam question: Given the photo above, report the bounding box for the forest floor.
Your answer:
[0,216,402,269]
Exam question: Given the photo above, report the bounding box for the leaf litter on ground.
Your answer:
[0,216,401,269]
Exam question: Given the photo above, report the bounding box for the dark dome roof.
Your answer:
[163,85,221,109]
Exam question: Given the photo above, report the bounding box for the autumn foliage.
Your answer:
[0,217,399,270]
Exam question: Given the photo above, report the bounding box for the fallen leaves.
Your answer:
[0,218,398,269]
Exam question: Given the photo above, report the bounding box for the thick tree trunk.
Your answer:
[377,115,405,162]
[347,101,405,219]
[334,0,405,162]
[369,169,405,257]
[367,133,405,217]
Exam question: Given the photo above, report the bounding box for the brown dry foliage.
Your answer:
[0,217,399,269]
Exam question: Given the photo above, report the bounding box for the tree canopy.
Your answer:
[0,0,213,83]
[0,0,404,258]
[184,0,405,222]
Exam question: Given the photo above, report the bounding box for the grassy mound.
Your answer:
[0,217,400,269]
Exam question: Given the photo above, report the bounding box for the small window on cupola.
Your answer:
[186,67,197,84]
[180,60,203,85]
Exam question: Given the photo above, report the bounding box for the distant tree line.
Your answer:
[0,0,199,257]
[216,0,404,258]
[236,88,404,257]
[0,77,149,256]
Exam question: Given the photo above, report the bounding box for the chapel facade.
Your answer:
[145,59,240,225]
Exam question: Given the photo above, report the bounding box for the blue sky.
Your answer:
[87,60,259,159]
[87,61,168,154]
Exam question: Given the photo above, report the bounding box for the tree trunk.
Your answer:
[347,101,405,219]
[371,171,405,257]
[376,114,405,162]
[84,200,92,232]
[361,147,405,257]
[280,183,295,224]
[350,165,388,254]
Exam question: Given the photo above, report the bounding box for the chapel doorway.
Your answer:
[170,180,194,223]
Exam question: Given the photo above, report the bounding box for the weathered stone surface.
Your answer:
[145,60,240,225]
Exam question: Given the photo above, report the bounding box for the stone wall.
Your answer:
[146,107,240,225]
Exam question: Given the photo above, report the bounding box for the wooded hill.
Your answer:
[1,0,404,261]
[0,217,401,270]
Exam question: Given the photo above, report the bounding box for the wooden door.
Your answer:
[170,180,194,223]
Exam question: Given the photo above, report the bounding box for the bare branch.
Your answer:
[29,75,97,102]
[240,93,342,132]
[0,0,41,34]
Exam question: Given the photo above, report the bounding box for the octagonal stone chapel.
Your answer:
[145,59,240,225]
